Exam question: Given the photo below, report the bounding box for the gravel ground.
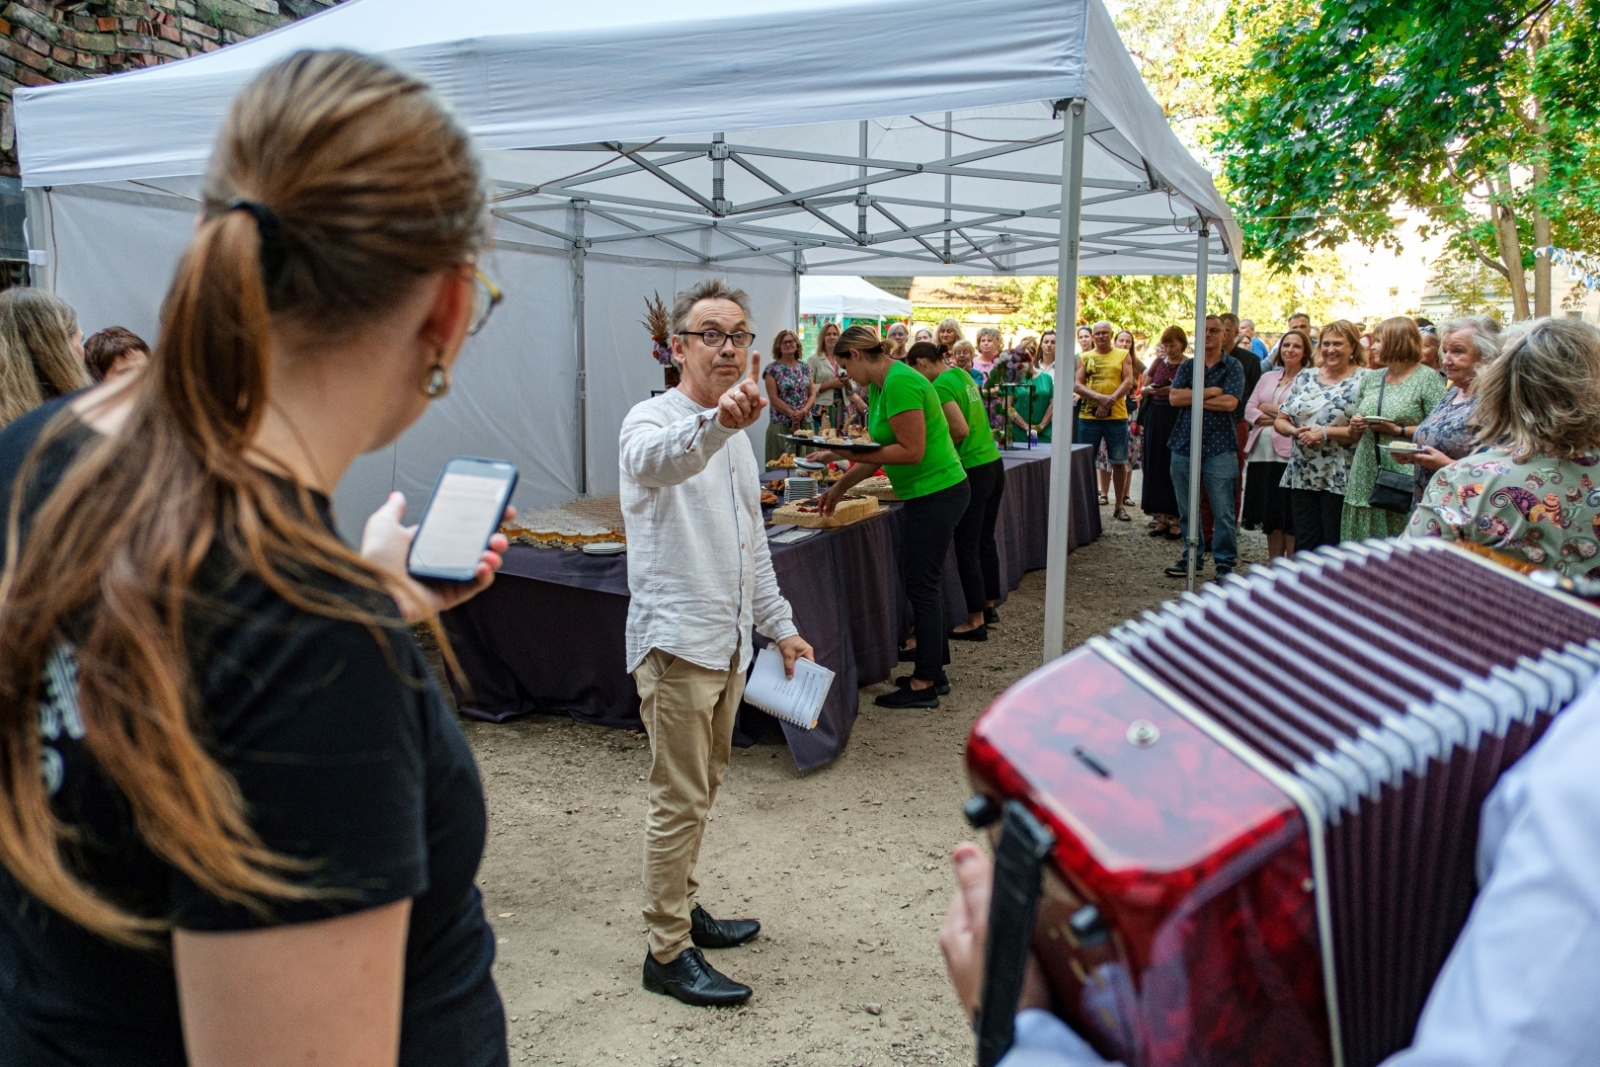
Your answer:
[452,490,1270,1067]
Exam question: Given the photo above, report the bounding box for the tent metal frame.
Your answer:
[486,120,1232,276]
[482,103,1235,666]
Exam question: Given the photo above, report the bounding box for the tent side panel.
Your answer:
[46,185,194,341]
[390,240,582,521]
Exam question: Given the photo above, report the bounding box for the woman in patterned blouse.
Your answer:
[1391,315,1503,498]
[762,329,817,461]
[1272,320,1366,552]
[1408,319,1600,577]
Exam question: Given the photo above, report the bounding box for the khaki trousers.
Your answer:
[633,649,744,963]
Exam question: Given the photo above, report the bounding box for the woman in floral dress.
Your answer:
[1408,319,1600,578]
[1342,316,1447,540]
[763,329,817,461]
[1272,320,1367,552]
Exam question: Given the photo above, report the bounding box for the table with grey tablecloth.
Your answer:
[443,443,1099,771]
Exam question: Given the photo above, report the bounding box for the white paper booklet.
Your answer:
[743,646,834,730]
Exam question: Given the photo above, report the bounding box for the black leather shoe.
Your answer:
[875,683,940,709]
[895,673,950,695]
[984,606,1000,625]
[690,904,760,949]
[949,624,988,642]
[642,947,752,1006]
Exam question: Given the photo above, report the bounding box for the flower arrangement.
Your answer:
[642,292,674,367]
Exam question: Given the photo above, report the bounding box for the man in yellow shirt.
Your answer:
[1074,320,1135,521]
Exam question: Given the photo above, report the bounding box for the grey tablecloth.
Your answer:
[444,444,1099,771]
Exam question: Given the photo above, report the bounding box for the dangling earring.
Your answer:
[423,356,451,399]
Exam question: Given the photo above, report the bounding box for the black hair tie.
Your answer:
[226,198,287,286]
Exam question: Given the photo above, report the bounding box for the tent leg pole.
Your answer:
[1042,98,1086,663]
[1231,268,1241,317]
[1187,227,1211,594]
[574,199,589,497]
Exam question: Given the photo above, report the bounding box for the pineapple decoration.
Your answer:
[642,292,680,389]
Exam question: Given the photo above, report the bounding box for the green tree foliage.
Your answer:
[1211,0,1600,320]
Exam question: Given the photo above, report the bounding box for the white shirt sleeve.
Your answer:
[1382,677,1600,1067]
[749,511,798,644]
[619,403,738,489]
[996,1010,1119,1067]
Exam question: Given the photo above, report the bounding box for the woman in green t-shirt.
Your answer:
[907,342,1006,641]
[814,327,970,709]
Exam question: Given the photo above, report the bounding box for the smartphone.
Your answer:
[407,457,519,583]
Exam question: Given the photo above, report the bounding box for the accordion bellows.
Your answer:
[966,539,1600,1067]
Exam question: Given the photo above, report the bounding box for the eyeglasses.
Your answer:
[468,267,503,336]
[678,329,754,349]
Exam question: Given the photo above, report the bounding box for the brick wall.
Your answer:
[0,0,343,176]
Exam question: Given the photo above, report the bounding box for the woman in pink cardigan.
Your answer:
[1241,328,1312,559]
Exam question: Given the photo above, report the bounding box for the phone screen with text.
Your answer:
[410,471,510,576]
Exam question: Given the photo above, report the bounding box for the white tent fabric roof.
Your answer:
[15,0,1241,275]
[10,0,1242,581]
[799,276,912,319]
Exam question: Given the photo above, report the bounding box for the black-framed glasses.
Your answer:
[678,329,754,349]
[468,267,503,336]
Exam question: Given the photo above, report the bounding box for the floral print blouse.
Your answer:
[1277,368,1366,494]
[1407,449,1600,576]
[1412,386,1479,497]
[764,359,812,428]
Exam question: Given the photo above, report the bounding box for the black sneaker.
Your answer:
[895,673,951,696]
[1214,565,1234,581]
[875,683,940,709]
[642,947,752,1006]
[1163,557,1199,578]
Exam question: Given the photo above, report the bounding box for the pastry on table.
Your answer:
[769,493,880,528]
[766,452,797,470]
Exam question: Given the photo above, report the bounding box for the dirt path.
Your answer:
[462,498,1270,1067]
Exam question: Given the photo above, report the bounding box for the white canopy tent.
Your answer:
[799,276,912,320]
[14,0,1244,665]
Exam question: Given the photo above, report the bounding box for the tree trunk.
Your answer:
[1530,23,1552,318]
[1493,174,1531,320]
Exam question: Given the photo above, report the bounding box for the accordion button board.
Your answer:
[965,539,1600,1067]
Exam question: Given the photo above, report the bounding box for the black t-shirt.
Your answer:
[1230,344,1263,426]
[0,399,506,1067]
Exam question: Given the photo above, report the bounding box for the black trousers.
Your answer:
[902,478,971,682]
[952,458,1006,616]
[1290,487,1345,553]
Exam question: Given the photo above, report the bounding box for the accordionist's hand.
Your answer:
[939,842,1051,1025]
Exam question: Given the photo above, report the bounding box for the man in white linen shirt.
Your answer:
[937,671,1600,1067]
[619,279,814,1008]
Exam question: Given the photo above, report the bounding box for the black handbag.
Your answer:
[1367,370,1416,514]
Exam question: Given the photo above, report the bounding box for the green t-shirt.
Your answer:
[868,361,968,500]
[933,366,1002,469]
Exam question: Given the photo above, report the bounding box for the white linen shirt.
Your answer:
[619,387,798,675]
[997,673,1600,1067]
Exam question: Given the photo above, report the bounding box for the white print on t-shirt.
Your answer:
[38,642,85,796]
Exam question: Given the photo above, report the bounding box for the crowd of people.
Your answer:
[2,43,1600,1067]
[859,305,1600,583]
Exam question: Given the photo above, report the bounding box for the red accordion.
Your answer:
[965,539,1600,1067]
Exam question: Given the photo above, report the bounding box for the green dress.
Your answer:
[1006,371,1054,444]
[1341,366,1447,540]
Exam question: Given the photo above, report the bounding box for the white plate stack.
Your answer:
[784,476,818,503]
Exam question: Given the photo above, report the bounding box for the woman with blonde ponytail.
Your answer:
[0,52,512,1067]
[0,287,90,428]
